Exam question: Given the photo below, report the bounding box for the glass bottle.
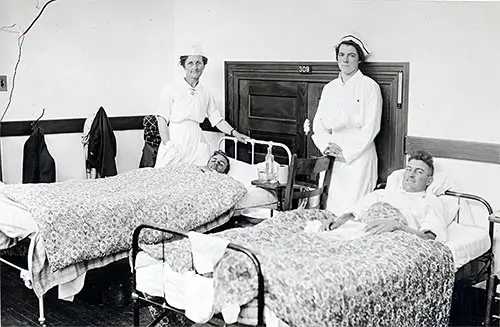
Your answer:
[265,144,277,182]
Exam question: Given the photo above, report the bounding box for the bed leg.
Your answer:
[132,291,139,326]
[484,274,498,327]
[38,296,46,326]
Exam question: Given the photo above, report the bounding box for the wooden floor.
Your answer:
[0,255,151,327]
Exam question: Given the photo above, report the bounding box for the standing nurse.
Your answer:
[312,34,382,215]
[154,45,248,168]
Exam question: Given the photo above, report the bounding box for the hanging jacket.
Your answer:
[23,127,56,183]
[139,115,161,168]
[85,107,117,178]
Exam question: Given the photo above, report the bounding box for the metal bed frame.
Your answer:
[131,224,265,327]
[0,238,47,325]
[217,136,293,165]
[434,190,497,326]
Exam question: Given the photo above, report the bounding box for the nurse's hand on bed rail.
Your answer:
[322,212,354,231]
[232,130,250,144]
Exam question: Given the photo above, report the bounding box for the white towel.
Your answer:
[162,265,195,310]
[221,303,240,324]
[187,232,229,274]
[184,274,215,323]
[177,232,230,323]
[322,221,368,240]
[58,273,86,301]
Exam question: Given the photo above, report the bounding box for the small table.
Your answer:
[251,179,286,211]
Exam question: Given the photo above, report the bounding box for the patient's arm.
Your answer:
[365,220,436,240]
[322,212,355,231]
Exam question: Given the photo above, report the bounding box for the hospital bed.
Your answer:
[130,175,498,326]
[0,137,291,326]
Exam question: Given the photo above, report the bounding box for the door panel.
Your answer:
[238,79,306,164]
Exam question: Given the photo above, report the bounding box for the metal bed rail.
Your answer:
[131,224,266,327]
[443,190,497,326]
[217,136,293,165]
[0,237,46,326]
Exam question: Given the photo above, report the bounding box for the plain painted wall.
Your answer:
[0,0,175,181]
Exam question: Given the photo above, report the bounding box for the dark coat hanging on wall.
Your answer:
[86,107,117,178]
[23,127,56,184]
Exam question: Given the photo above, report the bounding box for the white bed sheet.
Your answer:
[445,221,491,270]
[0,192,38,250]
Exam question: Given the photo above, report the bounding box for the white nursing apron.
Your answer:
[327,143,378,216]
[155,120,210,168]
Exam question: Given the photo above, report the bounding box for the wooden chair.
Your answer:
[282,154,335,211]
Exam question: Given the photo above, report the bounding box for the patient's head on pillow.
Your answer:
[402,150,434,193]
[207,150,230,174]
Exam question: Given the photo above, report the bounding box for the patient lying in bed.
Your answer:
[320,150,448,242]
[200,150,231,174]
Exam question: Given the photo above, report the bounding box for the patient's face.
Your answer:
[207,153,229,174]
[402,159,433,193]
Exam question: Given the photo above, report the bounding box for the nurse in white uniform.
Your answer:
[312,34,383,216]
[154,45,248,168]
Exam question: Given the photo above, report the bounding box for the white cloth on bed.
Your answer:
[304,220,368,240]
[188,231,229,274]
[0,192,38,249]
[184,232,229,323]
[139,233,229,324]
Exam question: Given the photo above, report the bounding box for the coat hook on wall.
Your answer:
[30,108,45,131]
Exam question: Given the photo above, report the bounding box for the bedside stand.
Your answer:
[251,179,286,211]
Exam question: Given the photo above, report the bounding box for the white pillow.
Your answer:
[386,168,458,196]
[227,159,278,209]
[227,158,258,185]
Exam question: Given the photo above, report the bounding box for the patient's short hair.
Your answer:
[212,150,230,174]
[409,150,434,176]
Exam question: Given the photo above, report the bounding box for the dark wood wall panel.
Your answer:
[406,136,500,164]
[0,116,217,137]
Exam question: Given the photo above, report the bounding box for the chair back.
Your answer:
[282,154,335,210]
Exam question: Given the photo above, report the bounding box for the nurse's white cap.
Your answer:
[336,34,370,57]
[179,44,206,57]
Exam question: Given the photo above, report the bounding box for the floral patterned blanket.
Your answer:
[3,165,246,272]
[142,205,455,327]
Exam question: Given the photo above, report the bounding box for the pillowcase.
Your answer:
[227,159,278,210]
[227,158,257,186]
[385,167,457,196]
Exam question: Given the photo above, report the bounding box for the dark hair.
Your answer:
[179,55,208,68]
[335,40,366,63]
[212,150,230,174]
[409,150,434,176]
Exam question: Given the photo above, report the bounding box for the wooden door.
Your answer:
[225,61,409,183]
[237,80,307,164]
